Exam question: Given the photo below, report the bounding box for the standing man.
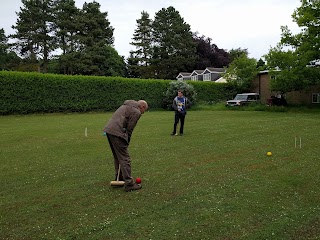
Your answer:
[171,90,190,136]
[104,100,148,192]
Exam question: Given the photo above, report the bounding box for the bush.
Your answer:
[163,81,197,109]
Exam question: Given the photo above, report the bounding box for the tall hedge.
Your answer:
[189,81,237,104]
[0,71,236,115]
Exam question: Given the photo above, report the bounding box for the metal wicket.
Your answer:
[295,136,302,148]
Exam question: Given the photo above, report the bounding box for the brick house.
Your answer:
[251,71,273,104]
[251,71,320,105]
[176,68,320,105]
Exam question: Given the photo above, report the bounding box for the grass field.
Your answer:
[1,110,320,239]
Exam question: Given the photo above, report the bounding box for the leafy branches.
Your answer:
[223,54,258,92]
[265,0,320,93]
[10,0,123,76]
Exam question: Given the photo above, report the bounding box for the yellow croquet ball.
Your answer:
[267,151,272,156]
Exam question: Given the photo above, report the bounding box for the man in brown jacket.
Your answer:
[104,100,148,192]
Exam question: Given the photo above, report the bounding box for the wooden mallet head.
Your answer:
[110,165,125,186]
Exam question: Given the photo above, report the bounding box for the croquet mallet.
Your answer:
[110,165,125,186]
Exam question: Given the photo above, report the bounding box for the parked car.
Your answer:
[226,93,260,106]
[267,95,287,106]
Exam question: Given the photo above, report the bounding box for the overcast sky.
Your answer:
[1,0,302,60]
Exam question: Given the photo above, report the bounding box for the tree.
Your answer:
[265,0,320,93]
[11,0,56,73]
[228,48,249,62]
[58,1,120,76]
[129,11,153,78]
[74,2,115,75]
[54,0,80,54]
[103,46,126,76]
[126,52,141,78]
[193,33,230,69]
[151,6,196,79]
[53,0,81,74]
[0,28,21,70]
[265,46,304,93]
[72,43,125,76]
[0,28,8,70]
[78,2,114,48]
[256,58,267,70]
[224,54,258,92]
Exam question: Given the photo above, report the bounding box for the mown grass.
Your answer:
[194,102,320,113]
[1,110,320,239]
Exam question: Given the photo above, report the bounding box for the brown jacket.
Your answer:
[104,100,141,143]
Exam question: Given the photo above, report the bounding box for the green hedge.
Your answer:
[0,71,236,115]
[189,81,237,104]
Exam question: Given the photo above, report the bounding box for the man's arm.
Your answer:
[172,97,178,111]
[186,97,192,109]
[126,112,141,143]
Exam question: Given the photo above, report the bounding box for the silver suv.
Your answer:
[226,93,260,106]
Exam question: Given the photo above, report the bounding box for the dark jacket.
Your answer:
[104,100,141,143]
[172,96,191,113]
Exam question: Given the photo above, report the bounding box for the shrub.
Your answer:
[163,81,197,109]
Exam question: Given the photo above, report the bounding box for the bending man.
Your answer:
[104,100,148,192]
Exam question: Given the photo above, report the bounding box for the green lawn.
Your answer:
[1,110,319,239]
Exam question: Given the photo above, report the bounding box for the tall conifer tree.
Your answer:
[11,0,56,73]
[151,6,196,79]
[53,0,80,74]
[129,11,153,78]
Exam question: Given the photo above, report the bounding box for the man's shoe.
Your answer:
[124,183,142,192]
[180,133,183,136]
[170,133,177,136]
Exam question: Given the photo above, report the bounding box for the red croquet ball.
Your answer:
[136,177,141,184]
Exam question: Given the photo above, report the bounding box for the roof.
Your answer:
[176,67,225,79]
[215,77,227,83]
[191,70,203,76]
[177,72,192,77]
[204,67,225,73]
[176,72,192,79]
[259,68,281,74]
[237,93,259,95]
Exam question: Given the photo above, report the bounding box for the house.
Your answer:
[286,85,320,105]
[176,72,192,81]
[177,67,319,105]
[176,67,226,82]
[190,70,204,81]
[202,67,225,81]
[251,71,272,104]
[251,70,320,105]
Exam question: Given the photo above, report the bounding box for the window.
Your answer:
[191,75,198,81]
[203,73,211,81]
[312,93,320,103]
[247,95,256,100]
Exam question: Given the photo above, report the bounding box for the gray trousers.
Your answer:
[106,133,133,185]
